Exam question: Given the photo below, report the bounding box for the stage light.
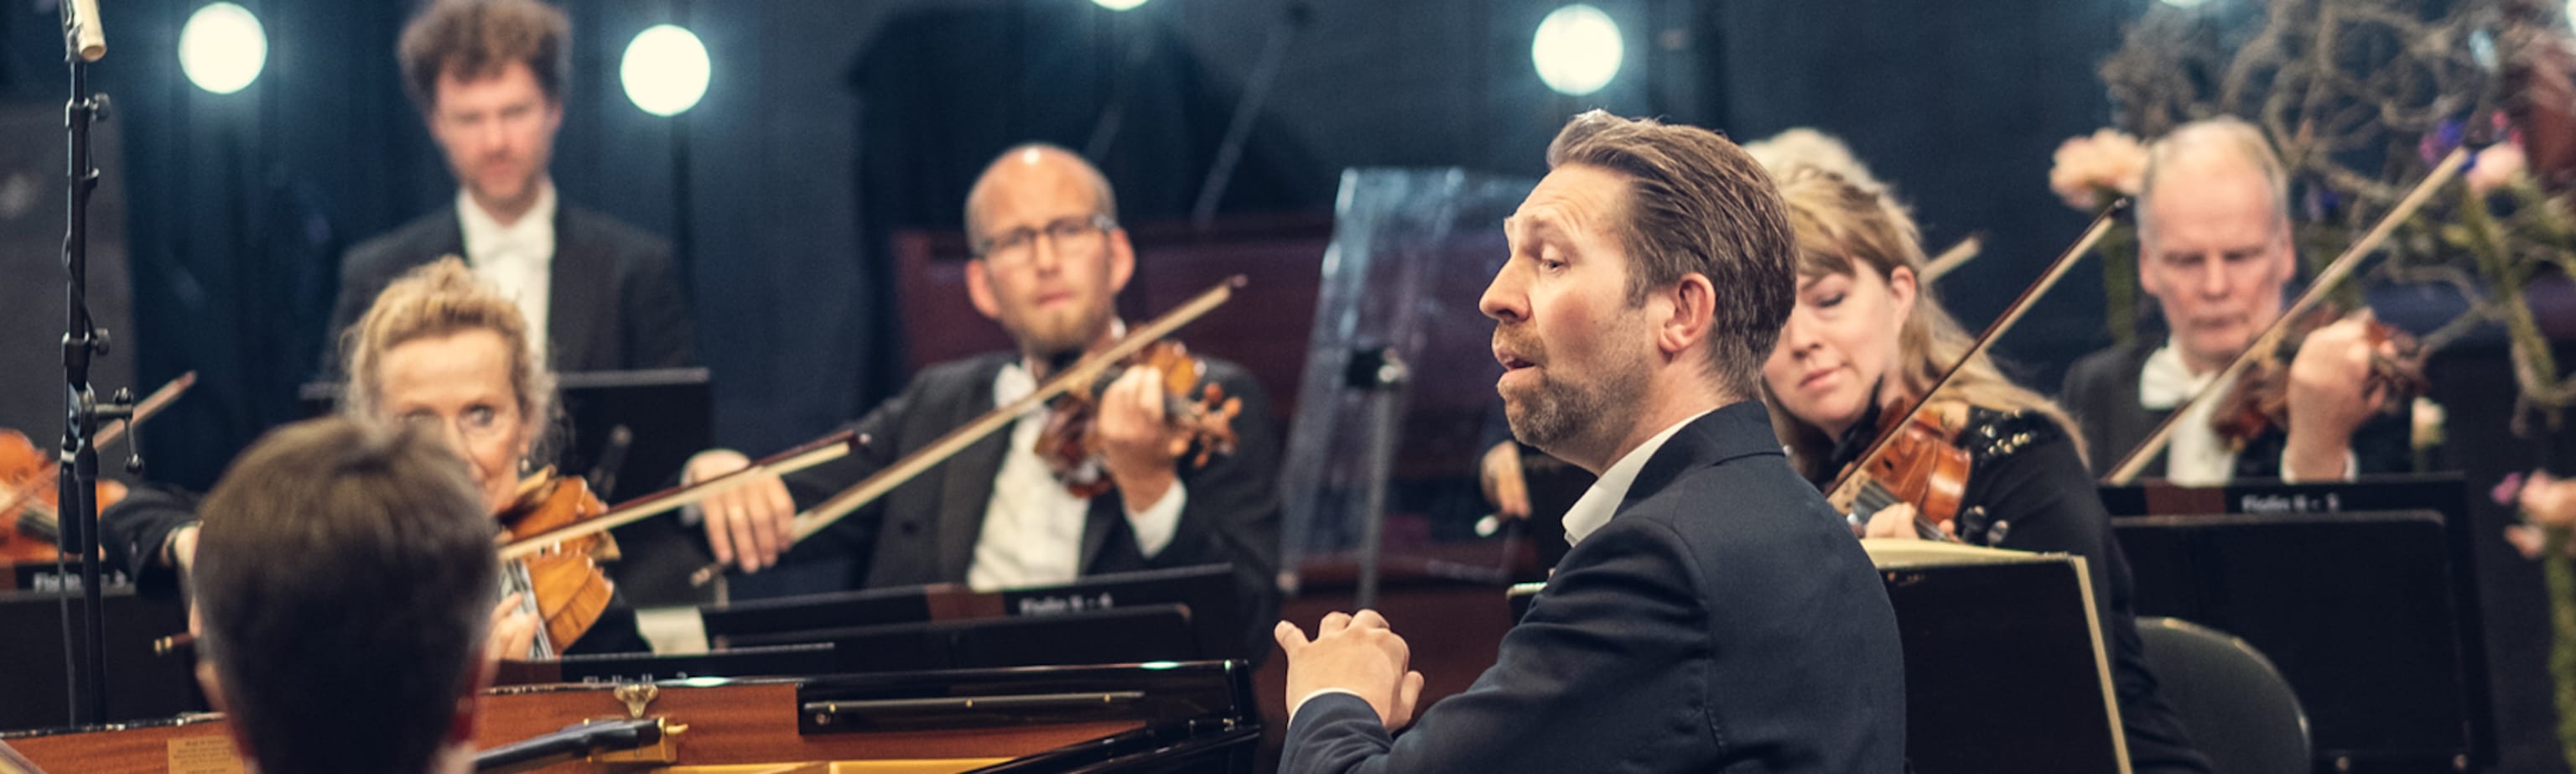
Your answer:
[178,3,266,95]
[1092,0,1151,10]
[621,24,710,117]
[2157,0,2215,8]
[1533,4,1623,96]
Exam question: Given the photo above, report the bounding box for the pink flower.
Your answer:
[2506,525,2547,560]
[2049,129,2148,211]
[2468,142,2528,195]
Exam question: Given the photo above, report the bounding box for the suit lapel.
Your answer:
[934,358,1015,582]
[548,209,610,371]
[1078,496,1118,574]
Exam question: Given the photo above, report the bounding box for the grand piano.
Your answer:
[0,661,1260,773]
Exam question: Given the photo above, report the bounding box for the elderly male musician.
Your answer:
[686,144,1281,643]
[190,417,500,774]
[1275,112,1904,773]
[2061,117,2411,484]
[326,0,694,372]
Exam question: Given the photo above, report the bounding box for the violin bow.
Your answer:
[496,430,860,562]
[2101,147,2468,486]
[688,274,1248,586]
[1822,200,2129,507]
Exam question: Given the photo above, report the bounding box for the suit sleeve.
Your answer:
[618,238,699,369]
[771,372,927,567]
[100,485,202,600]
[1280,517,1711,774]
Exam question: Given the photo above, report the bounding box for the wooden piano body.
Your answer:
[0,662,1259,773]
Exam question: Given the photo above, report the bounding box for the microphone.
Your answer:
[60,0,106,63]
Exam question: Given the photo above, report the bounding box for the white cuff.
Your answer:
[2277,449,2359,484]
[1125,481,1187,558]
[1290,688,1366,722]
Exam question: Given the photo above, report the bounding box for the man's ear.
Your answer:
[1661,274,1718,358]
[1107,228,1136,293]
[198,660,256,762]
[965,260,1003,321]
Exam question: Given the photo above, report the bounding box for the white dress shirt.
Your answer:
[2139,339,2352,485]
[965,358,1186,591]
[1560,409,1713,546]
[456,182,557,361]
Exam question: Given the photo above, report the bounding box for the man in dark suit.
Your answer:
[325,0,694,373]
[1274,112,1905,773]
[685,144,1279,646]
[2060,117,2406,483]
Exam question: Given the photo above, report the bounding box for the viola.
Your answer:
[487,431,860,656]
[2207,307,2428,451]
[1033,340,1244,499]
[494,471,617,657]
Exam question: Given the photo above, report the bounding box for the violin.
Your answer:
[2103,147,2469,484]
[1821,201,2128,543]
[0,372,196,567]
[688,276,1249,587]
[1034,340,1244,498]
[2208,307,2428,451]
[1826,400,1971,542]
[0,429,128,564]
[494,470,617,657]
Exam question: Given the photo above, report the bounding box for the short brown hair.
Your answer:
[397,0,572,114]
[193,418,496,774]
[1545,110,1798,397]
[340,257,555,449]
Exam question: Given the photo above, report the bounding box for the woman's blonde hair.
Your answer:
[340,257,554,455]
[1764,168,2083,481]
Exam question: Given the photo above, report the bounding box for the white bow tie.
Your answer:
[2137,343,2215,410]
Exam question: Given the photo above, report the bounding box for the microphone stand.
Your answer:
[58,0,132,727]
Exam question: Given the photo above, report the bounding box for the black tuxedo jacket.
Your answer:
[776,351,1283,650]
[2059,341,2411,481]
[324,205,697,373]
[1281,402,1907,773]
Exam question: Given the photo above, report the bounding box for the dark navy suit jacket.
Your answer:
[1281,402,1908,773]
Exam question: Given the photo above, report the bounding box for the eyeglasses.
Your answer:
[975,214,1115,266]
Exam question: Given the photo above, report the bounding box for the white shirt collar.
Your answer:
[2137,337,2217,410]
[457,180,558,268]
[1561,409,1714,545]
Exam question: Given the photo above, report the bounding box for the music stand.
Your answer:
[699,564,1248,661]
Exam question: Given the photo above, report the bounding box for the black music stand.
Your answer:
[1868,543,2128,774]
[2109,495,2487,773]
[699,564,1248,661]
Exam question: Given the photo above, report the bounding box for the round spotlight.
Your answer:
[621,24,711,117]
[1093,0,1151,9]
[178,3,267,95]
[1533,4,1623,96]
[2157,0,2215,8]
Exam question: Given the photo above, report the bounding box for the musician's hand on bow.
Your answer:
[685,449,798,573]
[487,594,538,663]
[1096,365,1190,514]
[1480,442,1531,520]
[2284,314,2388,481]
[1276,610,1427,730]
